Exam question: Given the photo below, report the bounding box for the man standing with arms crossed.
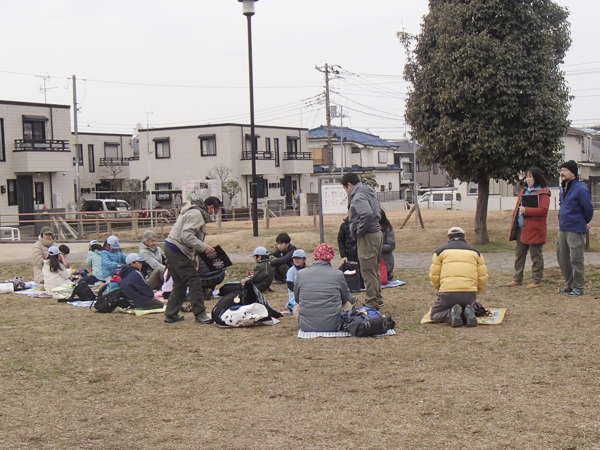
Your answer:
[163,196,222,323]
[341,173,384,310]
[557,160,594,296]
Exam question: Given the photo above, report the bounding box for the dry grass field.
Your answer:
[2,247,600,448]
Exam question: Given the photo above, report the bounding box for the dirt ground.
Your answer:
[1,258,600,449]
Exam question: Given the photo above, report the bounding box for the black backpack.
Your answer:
[63,280,97,303]
[211,281,282,326]
[341,307,395,337]
[91,283,128,313]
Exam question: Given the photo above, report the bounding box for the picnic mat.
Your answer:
[351,279,407,293]
[421,307,506,325]
[117,306,166,316]
[298,329,396,339]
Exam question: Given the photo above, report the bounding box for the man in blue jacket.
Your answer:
[119,253,165,310]
[557,160,594,296]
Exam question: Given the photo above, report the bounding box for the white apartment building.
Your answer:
[0,100,75,226]
[132,123,312,211]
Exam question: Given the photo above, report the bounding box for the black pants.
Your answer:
[164,246,205,318]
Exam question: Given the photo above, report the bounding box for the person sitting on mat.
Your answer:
[42,246,72,293]
[243,246,274,293]
[429,227,488,328]
[118,253,165,310]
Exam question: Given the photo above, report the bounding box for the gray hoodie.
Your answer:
[165,200,213,260]
[348,182,381,239]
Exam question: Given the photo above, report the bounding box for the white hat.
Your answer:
[48,246,60,256]
[252,246,268,257]
[106,235,120,248]
[126,253,146,265]
[89,239,100,246]
[447,226,466,236]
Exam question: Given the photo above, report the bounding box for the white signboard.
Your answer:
[182,181,201,203]
[321,184,348,215]
[182,180,222,203]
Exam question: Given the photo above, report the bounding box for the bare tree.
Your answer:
[102,164,126,192]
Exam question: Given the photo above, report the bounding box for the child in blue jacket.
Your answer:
[101,235,126,280]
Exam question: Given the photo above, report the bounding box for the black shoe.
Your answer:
[164,314,184,323]
[450,304,463,328]
[463,304,477,327]
[195,312,213,324]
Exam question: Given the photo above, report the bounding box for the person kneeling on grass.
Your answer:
[118,253,165,310]
[293,244,353,332]
[429,227,488,328]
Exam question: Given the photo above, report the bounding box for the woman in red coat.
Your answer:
[508,166,551,288]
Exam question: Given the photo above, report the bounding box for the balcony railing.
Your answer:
[99,156,140,166]
[241,151,273,160]
[283,152,312,160]
[14,139,69,151]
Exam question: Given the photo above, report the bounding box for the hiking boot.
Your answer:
[526,281,541,288]
[463,304,477,327]
[450,304,463,328]
[569,290,584,296]
[558,287,572,293]
[507,281,522,287]
[195,312,213,324]
[164,314,184,323]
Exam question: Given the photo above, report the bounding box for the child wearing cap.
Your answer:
[118,253,165,310]
[101,235,127,280]
[32,226,55,284]
[285,249,307,314]
[244,246,274,293]
[82,240,104,285]
[42,246,72,293]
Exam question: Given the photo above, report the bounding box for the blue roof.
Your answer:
[308,126,396,148]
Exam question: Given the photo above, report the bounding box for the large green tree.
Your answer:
[400,0,571,243]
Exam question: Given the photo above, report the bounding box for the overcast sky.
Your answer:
[0,0,598,139]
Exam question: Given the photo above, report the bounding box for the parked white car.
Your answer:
[418,191,462,210]
[82,199,133,218]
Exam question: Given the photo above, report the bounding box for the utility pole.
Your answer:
[72,75,82,240]
[315,63,340,173]
[144,111,154,228]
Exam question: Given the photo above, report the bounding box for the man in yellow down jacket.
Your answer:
[429,227,488,328]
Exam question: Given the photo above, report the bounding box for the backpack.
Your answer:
[211,281,282,326]
[473,301,491,317]
[91,282,128,313]
[341,306,395,337]
[63,280,96,303]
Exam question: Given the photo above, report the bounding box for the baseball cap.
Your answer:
[252,246,268,257]
[48,246,61,256]
[126,253,146,265]
[447,226,465,236]
[106,235,120,249]
[292,249,306,258]
[89,239,100,246]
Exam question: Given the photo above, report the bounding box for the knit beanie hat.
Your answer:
[313,243,335,262]
[560,160,578,178]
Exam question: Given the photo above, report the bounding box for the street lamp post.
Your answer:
[239,0,259,237]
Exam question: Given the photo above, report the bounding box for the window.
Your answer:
[467,182,478,195]
[263,179,269,197]
[104,143,119,158]
[389,182,393,190]
[199,135,216,156]
[265,138,271,156]
[0,119,5,161]
[35,182,45,205]
[88,145,95,172]
[351,146,360,154]
[74,144,84,166]
[154,138,170,159]
[456,193,462,201]
[287,137,298,154]
[433,193,444,201]
[23,116,47,140]
[7,179,17,206]
[274,138,280,167]
[420,194,430,202]
[433,162,438,175]
[245,135,259,153]
[280,178,285,196]
[155,182,172,201]
[444,193,453,201]
[378,151,388,164]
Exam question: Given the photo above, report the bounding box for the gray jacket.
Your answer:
[138,241,166,271]
[166,201,212,260]
[348,182,381,239]
[381,227,396,273]
[294,260,351,332]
